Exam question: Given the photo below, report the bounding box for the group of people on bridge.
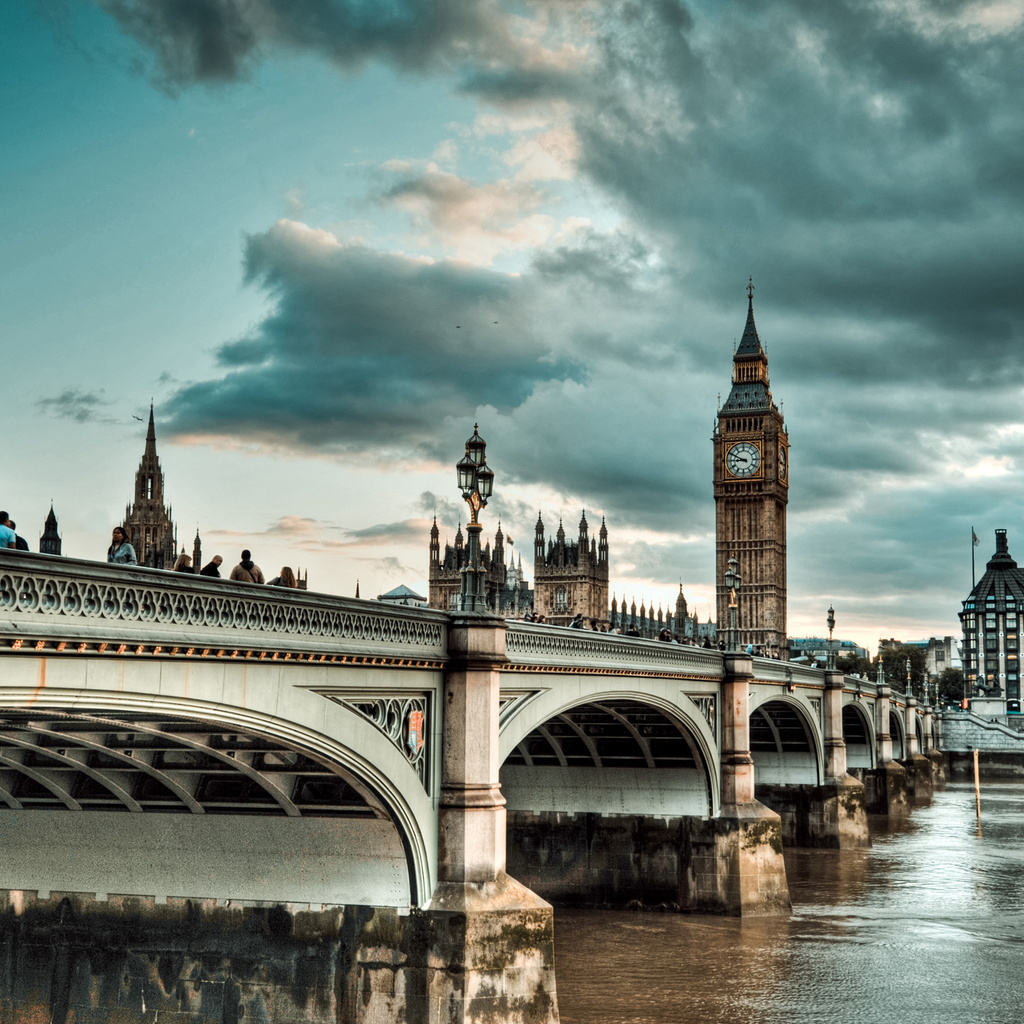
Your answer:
[105,526,301,589]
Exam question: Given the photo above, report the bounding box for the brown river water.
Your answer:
[554,782,1024,1024]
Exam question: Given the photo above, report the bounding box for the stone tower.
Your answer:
[533,512,609,626]
[124,405,177,569]
[713,281,789,655]
[39,504,61,555]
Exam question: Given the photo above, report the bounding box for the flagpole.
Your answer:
[972,526,977,589]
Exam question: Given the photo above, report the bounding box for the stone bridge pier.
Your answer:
[901,696,935,805]
[754,670,869,850]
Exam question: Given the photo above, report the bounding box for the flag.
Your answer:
[507,535,514,546]
[972,529,979,548]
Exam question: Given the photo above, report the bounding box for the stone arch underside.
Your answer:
[890,710,906,759]
[0,707,414,907]
[501,698,712,817]
[842,702,874,769]
[750,700,821,785]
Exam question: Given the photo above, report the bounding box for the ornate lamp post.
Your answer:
[724,556,741,651]
[905,655,912,698]
[455,424,494,612]
[827,604,836,669]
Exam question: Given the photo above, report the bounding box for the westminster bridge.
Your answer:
[0,552,939,1024]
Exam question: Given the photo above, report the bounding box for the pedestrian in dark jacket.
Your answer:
[7,521,29,551]
[200,556,223,577]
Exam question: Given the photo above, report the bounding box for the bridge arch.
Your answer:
[499,684,720,817]
[889,708,907,760]
[0,657,437,908]
[842,700,876,769]
[749,696,823,786]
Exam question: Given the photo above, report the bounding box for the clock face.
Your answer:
[727,441,761,478]
[778,444,788,481]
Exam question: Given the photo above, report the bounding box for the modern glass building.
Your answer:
[960,529,1024,702]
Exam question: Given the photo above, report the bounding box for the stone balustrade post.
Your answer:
[905,697,919,756]
[876,682,893,764]
[721,653,756,805]
[922,704,934,754]
[438,613,507,882]
[823,670,848,782]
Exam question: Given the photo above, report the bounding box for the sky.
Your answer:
[3,0,1023,652]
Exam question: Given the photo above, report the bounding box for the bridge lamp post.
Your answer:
[827,604,836,669]
[456,424,494,613]
[905,656,912,699]
[724,556,741,651]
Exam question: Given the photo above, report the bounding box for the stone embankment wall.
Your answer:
[0,887,557,1024]
[938,712,1024,779]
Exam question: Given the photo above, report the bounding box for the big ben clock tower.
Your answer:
[713,280,789,656]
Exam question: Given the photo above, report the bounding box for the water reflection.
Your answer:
[555,783,1024,1024]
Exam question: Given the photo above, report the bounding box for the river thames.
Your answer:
[555,782,1024,1024]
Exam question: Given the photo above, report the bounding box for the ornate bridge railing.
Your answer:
[0,552,448,663]
[504,622,726,679]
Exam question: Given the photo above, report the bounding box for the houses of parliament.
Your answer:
[427,283,789,653]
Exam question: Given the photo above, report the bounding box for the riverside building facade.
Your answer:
[960,528,1024,708]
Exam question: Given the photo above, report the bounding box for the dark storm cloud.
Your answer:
[571,0,1024,367]
[35,388,116,424]
[456,65,579,104]
[164,219,583,450]
[417,491,463,526]
[93,0,518,87]
[163,214,715,532]
[345,520,424,544]
[531,228,655,295]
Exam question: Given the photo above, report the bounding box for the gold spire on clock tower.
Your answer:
[713,279,789,656]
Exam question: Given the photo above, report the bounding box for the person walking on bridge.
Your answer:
[268,566,296,588]
[107,526,137,565]
[0,512,17,549]
[6,520,29,550]
[200,555,223,577]
[230,550,265,584]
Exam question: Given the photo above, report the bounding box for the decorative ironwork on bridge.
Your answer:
[316,692,432,791]
[0,553,447,660]
[504,623,726,679]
